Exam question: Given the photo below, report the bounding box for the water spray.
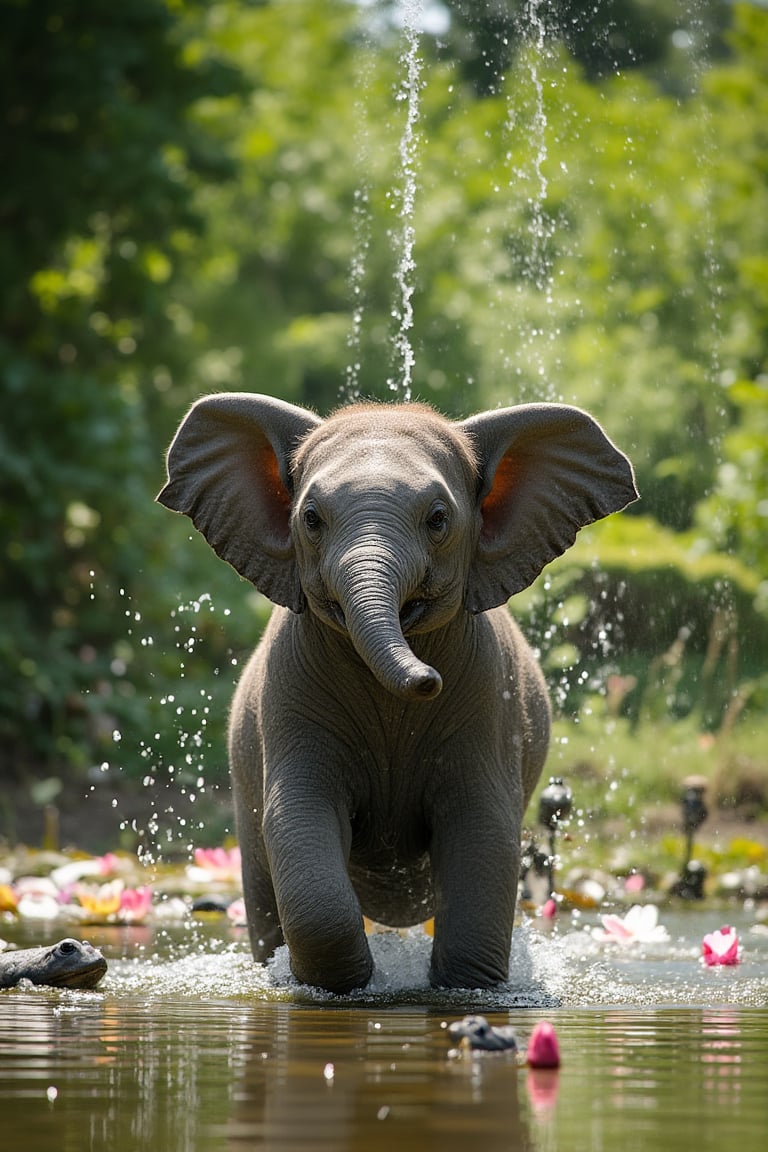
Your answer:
[388,0,424,401]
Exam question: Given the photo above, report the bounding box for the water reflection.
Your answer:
[0,994,539,1152]
[2,914,768,1151]
[2,989,768,1152]
[701,1010,742,1105]
[226,1009,533,1151]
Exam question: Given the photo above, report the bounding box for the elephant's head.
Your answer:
[158,393,638,701]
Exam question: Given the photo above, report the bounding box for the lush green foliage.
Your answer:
[1,0,765,825]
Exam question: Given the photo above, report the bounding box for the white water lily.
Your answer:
[592,904,670,946]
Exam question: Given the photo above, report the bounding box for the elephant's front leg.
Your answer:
[229,733,283,964]
[427,781,521,989]
[263,776,373,994]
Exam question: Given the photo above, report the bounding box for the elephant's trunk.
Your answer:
[335,550,442,702]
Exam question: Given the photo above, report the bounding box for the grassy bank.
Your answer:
[528,710,768,885]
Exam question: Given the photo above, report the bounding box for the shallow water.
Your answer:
[1,909,767,1150]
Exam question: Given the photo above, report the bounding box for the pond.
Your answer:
[2,907,767,1151]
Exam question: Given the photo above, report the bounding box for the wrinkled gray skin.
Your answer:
[0,938,107,989]
[159,394,637,993]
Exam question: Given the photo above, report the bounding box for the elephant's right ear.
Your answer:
[157,392,322,611]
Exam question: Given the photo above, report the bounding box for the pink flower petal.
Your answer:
[98,852,119,875]
[702,926,740,966]
[599,914,635,943]
[527,1021,560,1069]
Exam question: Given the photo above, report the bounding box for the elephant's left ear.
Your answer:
[459,404,639,613]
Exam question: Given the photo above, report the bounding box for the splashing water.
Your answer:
[519,1,553,298]
[387,0,424,401]
[342,32,375,403]
[343,185,371,403]
[133,592,234,869]
[100,910,768,1009]
[503,0,559,400]
[82,575,239,875]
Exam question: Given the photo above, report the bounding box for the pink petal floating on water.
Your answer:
[527,1021,560,1069]
[593,904,669,946]
[702,926,740,966]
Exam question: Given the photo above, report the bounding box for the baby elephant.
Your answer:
[159,393,637,992]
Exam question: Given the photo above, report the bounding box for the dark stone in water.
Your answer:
[191,896,232,914]
[448,1015,519,1052]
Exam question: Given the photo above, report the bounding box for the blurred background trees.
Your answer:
[1,0,766,841]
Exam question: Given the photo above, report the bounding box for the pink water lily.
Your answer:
[702,926,740,967]
[118,886,153,924]
[188,846,242,884]
[194,846,241,871]
[593,903,669,946]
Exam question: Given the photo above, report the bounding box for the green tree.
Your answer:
[0,0,242,781]
[428,0,731,93]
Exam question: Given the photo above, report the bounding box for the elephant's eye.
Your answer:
[302,503,323,535]
[426,503,449,539]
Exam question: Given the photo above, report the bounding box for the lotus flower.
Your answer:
[14,876,62,920]
[702,926,740,967]
[527,1021,560,1068]
[187,846,242,884]
[76,879,124,920]
[118,886,153,924]
[592,903,669,946]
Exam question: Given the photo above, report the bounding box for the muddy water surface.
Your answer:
[1,911,766,1151]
